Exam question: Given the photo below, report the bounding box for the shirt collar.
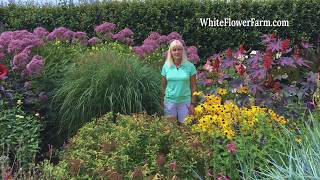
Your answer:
[170,60,187,68]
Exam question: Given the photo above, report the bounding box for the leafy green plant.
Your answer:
[0,100,41,168]
[256,110,320,179]
[39,113,207,179]
[32,40,86,92]
[53,46,161,136]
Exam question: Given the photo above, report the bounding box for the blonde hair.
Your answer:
[165,39,188,67]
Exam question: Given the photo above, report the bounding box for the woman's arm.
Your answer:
[190,74,197,104]
[161,76,167,106]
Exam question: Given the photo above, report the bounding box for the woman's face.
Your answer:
[171,45,183,61]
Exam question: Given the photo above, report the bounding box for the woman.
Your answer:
[161,39,197,123]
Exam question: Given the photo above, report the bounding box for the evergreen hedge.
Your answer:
[0,0,319,58]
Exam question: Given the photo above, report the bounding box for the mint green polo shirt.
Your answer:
[161,60,197,103]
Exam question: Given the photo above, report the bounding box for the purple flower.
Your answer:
[249,83,264,95]
[133,46,145,59]
[221,57,235,69]
[74,31,87,40]
[12,30,32,41]
[21,45,33,55]
[277,57,296,67]
[94,22,116,33]
[119,28,134,36]
[188,53,200,64]
[112,32,126,42]
[218,73,231,84]
[33,27,49,38]
[269,40,281,52]
[88,37,100,45]
[61,30,75,42]
[261,34,275,44]
[294,57,311,68]
[301,37,313,49]
[47,27,69,41]
[143,39,159,50]
[13,52,30,68]
[187,46,198,55]
[7,39,26,54]
[158,35,169,44]
[248,51,261,63]
[306,101,316,110]
[72,32,88,45]
[197,71,208,79]
[26,55,44,76]
[249,68,267,81]
[30,37,44,47]
[147,32,161,40]
[140,44,155,54]
[0,31,13,48]
[167,32,182,41]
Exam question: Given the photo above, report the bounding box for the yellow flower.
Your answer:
[195,105,204,115]
[237,86,249,94]
[295,137,302,144]
[184,115,194,124]
[193,91,203,96]
[217,88,227,95]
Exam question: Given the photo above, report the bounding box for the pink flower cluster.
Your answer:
[94,22,116,38]
[47,27,90,45]
[226,142,237,154]
[94,22,116,40]
[0,30,44,55]
[94,22,134,45]
[112,28,134,45]
[0,29,46,78]
[133,31,199,64]
[88,37,100,46]
[133,31,170,59]
[187,46,200,64]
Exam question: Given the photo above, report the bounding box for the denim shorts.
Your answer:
[164,101,191,123]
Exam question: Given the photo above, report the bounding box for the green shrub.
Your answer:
[40,110,295,179]
[0,100,41,168]
[53,45,161,136]
[40,113,207,179]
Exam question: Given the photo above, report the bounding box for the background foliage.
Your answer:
[0,0,319,58]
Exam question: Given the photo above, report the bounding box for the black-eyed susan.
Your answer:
[217,87,228,96]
